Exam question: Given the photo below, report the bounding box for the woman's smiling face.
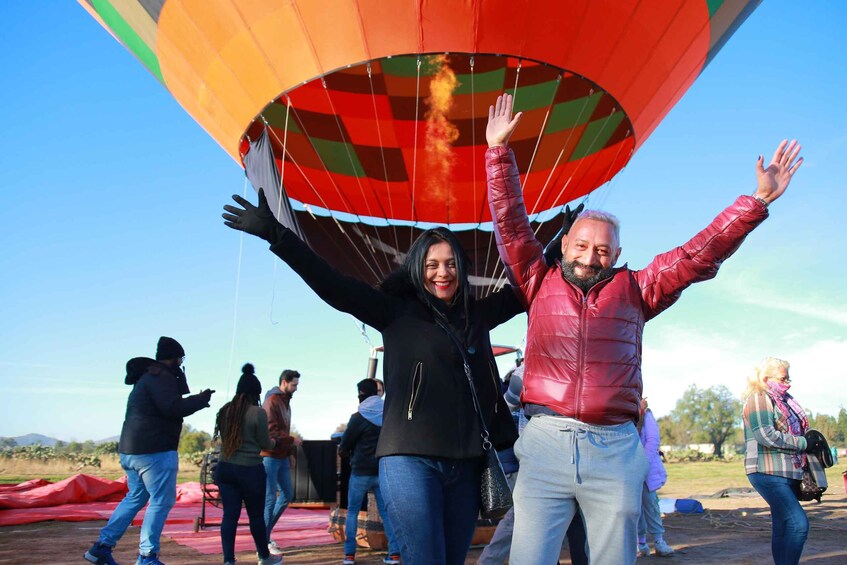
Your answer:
[423,241,458,302]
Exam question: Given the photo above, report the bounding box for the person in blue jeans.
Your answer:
[743,357,827,565]
[636,398,673,558]
[339,379,400,565]
[84,337,213,565]
[260,369,301,555]
[223,196,522,565]
[214,363,282,565]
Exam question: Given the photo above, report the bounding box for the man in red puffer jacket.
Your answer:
[485,94,803,565]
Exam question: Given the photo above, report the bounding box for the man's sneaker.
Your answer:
[342,555,356,565]
[268,541,284,556]
[637,542,651,558]
[258,555,283,565]
[84,542,120,565]
[654,539,675,557]
[383,555,401,564]
[136,554,165,565]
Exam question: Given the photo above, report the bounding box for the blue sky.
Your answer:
[1,2,845,442]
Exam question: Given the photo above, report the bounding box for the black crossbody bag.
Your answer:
[435,319,513,519]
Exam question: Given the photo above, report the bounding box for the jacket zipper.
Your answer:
[575,294,588,420]
[407,362,423,420]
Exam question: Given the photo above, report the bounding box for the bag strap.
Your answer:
[435,319,493,450]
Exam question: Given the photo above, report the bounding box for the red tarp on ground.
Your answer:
[0,475,337,554]
[0,474,128,509]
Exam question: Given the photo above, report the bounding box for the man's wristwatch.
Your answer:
[752,195,769,208]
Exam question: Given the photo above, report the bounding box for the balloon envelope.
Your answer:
[79,0,759,290]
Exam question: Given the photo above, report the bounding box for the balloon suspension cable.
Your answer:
[529,90,595,217]
[367,61,401,258]
[266,101,291,326]
[354,319,376,350]
[355,320,380,379]
[469,55,481,291]
[322,77,386,225]
[226,176,250,398]
[482,57,525,297]
[410,56,422,225]
[544,106,619,215]
[264,103,385,284]
[321,76,394,277]
[588,133,632,212]
[521,72,561,195]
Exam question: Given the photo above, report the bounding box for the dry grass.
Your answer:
[0,454,201,484]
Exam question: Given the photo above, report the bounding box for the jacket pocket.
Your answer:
[407,362,423,420]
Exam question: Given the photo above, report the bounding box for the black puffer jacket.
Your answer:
[119,358,209,454]
[270,228,522,460]
[339,410,381,475]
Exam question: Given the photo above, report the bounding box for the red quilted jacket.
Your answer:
[486,146,768,424]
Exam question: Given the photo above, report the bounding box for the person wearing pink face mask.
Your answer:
[743,357,827,565]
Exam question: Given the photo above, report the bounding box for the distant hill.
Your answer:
[9,433,61,447]
[96,436,120,444]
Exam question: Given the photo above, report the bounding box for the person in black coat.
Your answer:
[85,337,213,565]
[338,379,400,564]
[224,191,523,565]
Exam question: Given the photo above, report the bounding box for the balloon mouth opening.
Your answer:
[238,52,633,226]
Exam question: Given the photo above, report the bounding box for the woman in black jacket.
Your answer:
[223,191,522,565]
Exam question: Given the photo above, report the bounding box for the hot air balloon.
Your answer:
[79,0,760,295]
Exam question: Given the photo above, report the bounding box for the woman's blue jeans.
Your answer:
[215,460,269,562]
[747,472,809,564]
[379,455,481,565]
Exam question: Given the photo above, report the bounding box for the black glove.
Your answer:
[198,389,215,407]
[543,202,585,267]
[804,429,823,453]
[222,188,281,243]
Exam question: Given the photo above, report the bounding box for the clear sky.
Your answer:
[1,2,845,442]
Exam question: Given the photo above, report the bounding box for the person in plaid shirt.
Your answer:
[742,357,826,565]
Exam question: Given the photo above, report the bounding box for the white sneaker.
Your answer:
[637,542,650,557]
[268,541,284,556]
[654,539,674,557]
[258,554,283,565]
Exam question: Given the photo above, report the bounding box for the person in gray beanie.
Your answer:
[85,337,214,565]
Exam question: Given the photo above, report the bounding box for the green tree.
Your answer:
[66,441,83,453]
[657,414,690,446]
[178,424,212,454]
[809,412,838,443]
[0,437,16,449]
[669,384,741,458]
[835,407,847,444]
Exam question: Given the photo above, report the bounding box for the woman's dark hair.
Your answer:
[382,226,472,330]
[213,391,260,459]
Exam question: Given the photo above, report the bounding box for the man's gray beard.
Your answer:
[560,260,615,293]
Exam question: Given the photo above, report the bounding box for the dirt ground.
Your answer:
[1,489,845,564]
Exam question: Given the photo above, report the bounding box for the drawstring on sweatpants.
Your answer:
[562,427,589,484]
